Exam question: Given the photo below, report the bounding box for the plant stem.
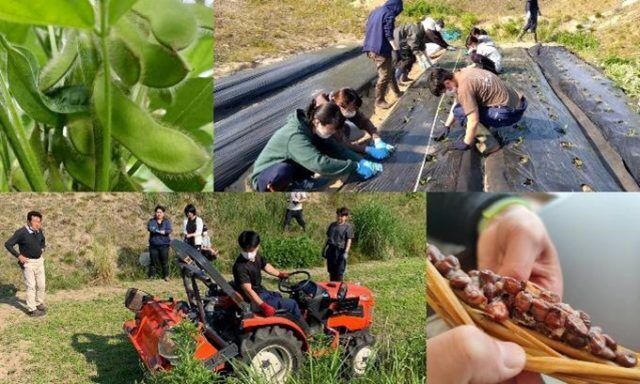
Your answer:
[0,71,47,191]
[47,26,59,56]
[95,0,112,191]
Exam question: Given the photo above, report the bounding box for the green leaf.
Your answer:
[0,21,30,44]
[39,31,78,92]
[108,36,141,86]
[45,85,91,114]
[10,164,31,191]
[0,36,61,126]
[133,0,198,50]
[109,0,139,26]
[52,130,94,188]
[186,4,213,30]
[162,77,212,132]
[0,0,95,29]
[115,16,189,88]
[93,72,210,175]
[182,33,213,77]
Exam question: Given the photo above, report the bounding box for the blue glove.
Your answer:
[374,138,395,152]
[356,160,383,180]
[365,146,389,160]
[448,139,472,151]
[431,125,450,142]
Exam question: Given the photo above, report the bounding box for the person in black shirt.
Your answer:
[232,231,301,319]
[323,207,354,282]
[182,204,204,249]
[517,0,542,43]
[4,211,47,317]
[147,205,172,281]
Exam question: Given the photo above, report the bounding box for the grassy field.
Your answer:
[0,258,426,384]
[0,193,425,294]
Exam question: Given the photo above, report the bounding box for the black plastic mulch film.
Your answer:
[530,46,640,185]
[214,46,638,192]
[214,45,362,121]
[214,51,377,191]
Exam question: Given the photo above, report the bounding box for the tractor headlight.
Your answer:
[158,328,179,366]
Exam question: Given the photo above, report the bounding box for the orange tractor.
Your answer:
[123,240,376,382]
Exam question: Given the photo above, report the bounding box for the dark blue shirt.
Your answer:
[148,218,172,247]
[363,0,403,57]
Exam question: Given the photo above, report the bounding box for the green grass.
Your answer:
[0,258,426,384]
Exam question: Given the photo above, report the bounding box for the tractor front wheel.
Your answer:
[240,326,304,384]
[342,330,376,378]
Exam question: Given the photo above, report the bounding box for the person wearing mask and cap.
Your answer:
[466,35,503,75]
[393,21,432,83]
[315,88,395,160]
[4,211,47,317]
[422,17,456,60]
[182,204,204,249]
[250,99,383,192]
[363,0,404,110]
[428,67,527,153]
[517,0,542,43]
[232,231,302,320]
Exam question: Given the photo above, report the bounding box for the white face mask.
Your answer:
[342,110,356,119]
[242,251,257,262]
[315,125,334,139]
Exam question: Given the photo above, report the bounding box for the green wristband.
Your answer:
[478,198,531,233]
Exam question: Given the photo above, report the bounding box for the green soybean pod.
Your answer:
[186,4,213,31]
[108,36,141,86]
[133,0,198,50]
[115,16,189,88]
[52,129,95,189]
[0,36,60,126]
[74,32,100,87]
[153,168,208,192]
[93,72,210,175]
[39,31,78,92]
[66,113,94,155]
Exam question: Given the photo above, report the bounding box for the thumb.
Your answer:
[427,325,526,384]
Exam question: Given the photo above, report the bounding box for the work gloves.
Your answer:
[374,138,395,152]
[343,251,349,260]
[448,139,472,151]
[447,46,457,51]
[260,302,276,317]
[278,272,289,280]
[431,125,450,142]
[356,159,383,180]
[365,146,389,160]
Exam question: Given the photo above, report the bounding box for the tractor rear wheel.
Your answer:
[240,326,304,384]
[342,330,376,378]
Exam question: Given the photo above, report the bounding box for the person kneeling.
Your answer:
[428,67,527,153]
[466,35,503,75]
[233,231,301,320]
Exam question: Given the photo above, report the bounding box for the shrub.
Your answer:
[402,0,459,21]
[352,201,402,260]
[551,31,599,51]
[91,241,116,285]
[262,235,323,269]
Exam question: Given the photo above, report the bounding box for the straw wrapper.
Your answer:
[426,253,640,384]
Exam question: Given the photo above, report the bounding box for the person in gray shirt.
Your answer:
[323,207,354,282]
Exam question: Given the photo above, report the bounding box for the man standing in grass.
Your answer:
[323,207,354,282]
[363,0,404,110]
[283,192,308,232]
[518,0,542,43]
[4,211,47,317]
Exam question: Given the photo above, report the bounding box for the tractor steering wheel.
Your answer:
[278,271,312,294]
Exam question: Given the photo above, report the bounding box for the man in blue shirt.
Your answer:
[363,0,404,110]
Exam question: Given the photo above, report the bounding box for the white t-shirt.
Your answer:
[287,192,308,211]
[476,42,503,73]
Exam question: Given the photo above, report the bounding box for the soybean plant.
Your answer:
[0,0,213,191]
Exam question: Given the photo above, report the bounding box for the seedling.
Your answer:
[572,157,584,169]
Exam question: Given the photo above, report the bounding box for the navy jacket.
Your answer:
[148,218,172,247]
[363,0,403,57]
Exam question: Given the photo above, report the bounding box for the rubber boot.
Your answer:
[374,82,392,110]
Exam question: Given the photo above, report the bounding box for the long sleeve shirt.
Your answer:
[4,226,46,259]
[148,218,172,247]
